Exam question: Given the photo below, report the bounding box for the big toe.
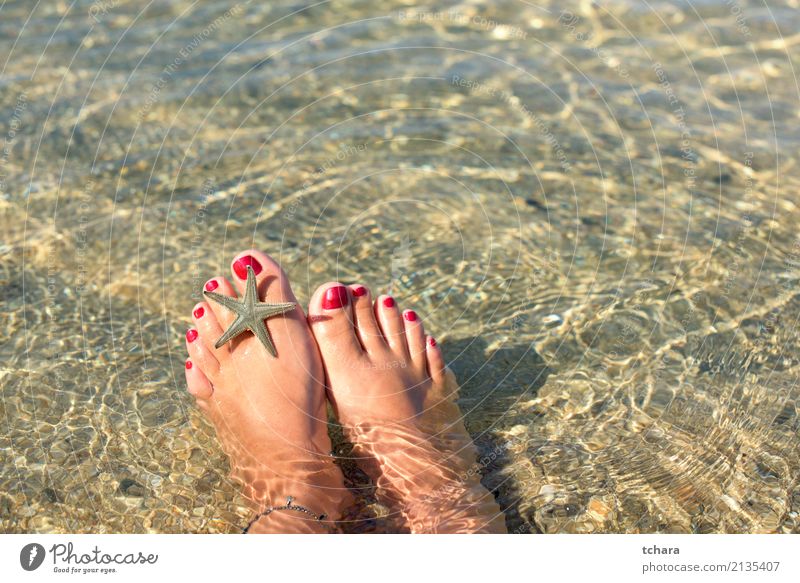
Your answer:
[307,282,364,366]
[229,249,297,304]
[184,358,213,400]
[223,249,314,361]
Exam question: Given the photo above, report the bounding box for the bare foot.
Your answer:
[184,250,350,533]
[307,283,506,533]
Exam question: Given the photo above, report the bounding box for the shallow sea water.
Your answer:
[1,0,799,533]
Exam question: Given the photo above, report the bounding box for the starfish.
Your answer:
[202,265,295,357]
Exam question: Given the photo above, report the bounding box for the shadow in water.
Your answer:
[444,336,551,533]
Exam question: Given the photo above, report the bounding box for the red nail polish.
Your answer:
[353,285,367,297]
[193,306,204,319]
[186,329,198,343]
[383,296,395,308]
[322,285,349,310]
[233,255,262,279]
[404,310,417,322]
[185,360,193,370]
[428,337,437,347]
[205,280,219,292]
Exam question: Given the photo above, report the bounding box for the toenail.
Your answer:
[205,279,219,292]
[383,296,395,308]
[404,310,417,322]
[353,285,367,297]
[233,255,262,279]
[428,337,436,347]
[322,285,349,310]
[185,360,192,369]
[186,329,198,342]
[193,306,204,318]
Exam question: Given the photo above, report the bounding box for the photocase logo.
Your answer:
[16,541,158,575]
[20,543,46,571]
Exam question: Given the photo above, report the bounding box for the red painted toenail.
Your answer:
[353,285,367,297]
[205,280,219,292]
[186,329,198,342]
[185,360,192,370]
[233,255,262,279]
[404,310,417,322]
[383,296,395,308]
[322,285,349,309]
[428,337,437,347]
[193,306,204,318]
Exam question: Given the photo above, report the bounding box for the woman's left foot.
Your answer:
[184,250,351,533]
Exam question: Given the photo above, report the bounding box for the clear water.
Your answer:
[1,0,798,533]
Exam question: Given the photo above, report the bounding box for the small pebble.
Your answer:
[543,314,563,327]
[118,478,145,497]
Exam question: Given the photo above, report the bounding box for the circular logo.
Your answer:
[20,543,46,571]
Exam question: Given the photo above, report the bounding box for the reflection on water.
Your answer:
[1,0,798,533]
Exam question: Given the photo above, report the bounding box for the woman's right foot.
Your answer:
[307,282,507,533]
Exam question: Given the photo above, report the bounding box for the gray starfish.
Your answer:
[202,265,295,357]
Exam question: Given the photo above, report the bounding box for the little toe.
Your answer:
[402,309,427,368]
[425,335,446,383]
[375,295,407,355]
[185,358,214,399]
[349,284,384,352]
[308,282,363,361]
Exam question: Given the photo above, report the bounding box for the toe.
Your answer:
[202,276,238,329]
[184,358,213,399]
[308,282,363,359]
[349,284,384,352]
[217,250,311,361]
[375,295,407,355]
[192,301,227,356]
[229,249,296,305]
[402,309,426,368]
[425,335,446,383]
[186,326,220,379]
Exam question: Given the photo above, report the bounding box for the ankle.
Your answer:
[242,465,352,532]
[244,495,337,534]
